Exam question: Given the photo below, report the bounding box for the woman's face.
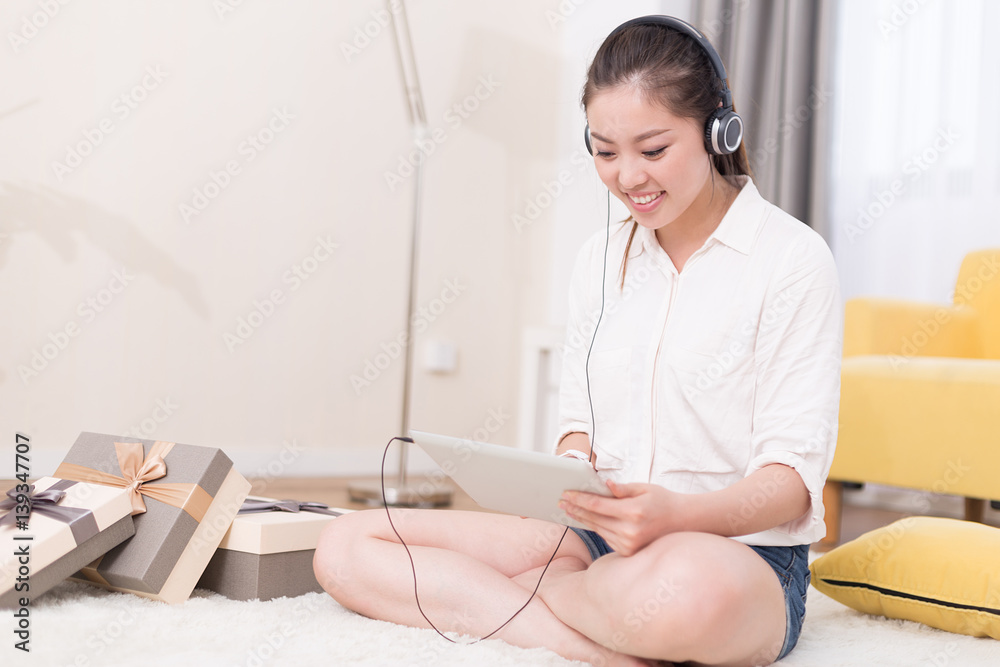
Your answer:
[586,85,716,233]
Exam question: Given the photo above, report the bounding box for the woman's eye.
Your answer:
[642,147,667,158]
[595,150,615,159]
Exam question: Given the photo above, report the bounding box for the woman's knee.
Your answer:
[631,535,783,663]
[598,535,747,657]
[313,510,380,601]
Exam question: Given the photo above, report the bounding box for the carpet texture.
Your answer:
[2,566,999,666]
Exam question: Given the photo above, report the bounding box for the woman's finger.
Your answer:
[562,490,616,517]
[607,480,652,499]
[560,496,619,533]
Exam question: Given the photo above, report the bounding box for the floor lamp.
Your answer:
[349,0,452,508]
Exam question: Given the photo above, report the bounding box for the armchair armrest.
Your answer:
[844,297,981,358]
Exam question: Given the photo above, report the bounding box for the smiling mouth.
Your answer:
[628,191,664,205]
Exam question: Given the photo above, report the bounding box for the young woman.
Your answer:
[314,16,841,667]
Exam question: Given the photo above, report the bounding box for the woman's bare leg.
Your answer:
[529,531,788,666]
[314,509,652,666]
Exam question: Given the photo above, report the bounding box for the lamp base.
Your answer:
[347,480,453,508]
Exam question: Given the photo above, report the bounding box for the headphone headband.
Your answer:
[604,15,733,109]
[584,14,743,157]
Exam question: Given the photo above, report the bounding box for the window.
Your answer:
[829,0,999,302]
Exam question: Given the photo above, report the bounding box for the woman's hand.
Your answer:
[559,480,686,557]
[560,464,811,552]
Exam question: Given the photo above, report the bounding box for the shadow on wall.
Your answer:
[0,181,212,376]
[451,27,561,162]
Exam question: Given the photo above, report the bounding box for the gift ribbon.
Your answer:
[54,441,213,522]
[238,499,343,517]
[0,480,100,545]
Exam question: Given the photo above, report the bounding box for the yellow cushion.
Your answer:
[810,517,1000,639]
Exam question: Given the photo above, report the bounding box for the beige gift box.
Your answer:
[198,496,350,601]
[1,477,134,609]
[55,432,251,604]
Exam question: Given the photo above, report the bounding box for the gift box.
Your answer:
[197,496,349,601]
[1,477,134,609]
[54,431,251,604]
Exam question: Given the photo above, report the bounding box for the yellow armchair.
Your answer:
[823,249,1000,546]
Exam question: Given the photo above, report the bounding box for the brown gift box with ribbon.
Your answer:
[196,496,350,601]
[54,431,251,604]
[1,477,135,609]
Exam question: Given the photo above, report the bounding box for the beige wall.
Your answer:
[0,0,685,476]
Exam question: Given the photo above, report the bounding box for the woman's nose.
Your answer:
[617,156,647,190]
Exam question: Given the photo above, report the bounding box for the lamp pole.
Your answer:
[349,0,452,508]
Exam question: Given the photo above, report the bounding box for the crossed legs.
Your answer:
[527,532,788,665]
[313,509,787,666]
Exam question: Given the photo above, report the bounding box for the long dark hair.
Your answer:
[582,22,752,286]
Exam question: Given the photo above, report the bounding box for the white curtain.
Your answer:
[829,0,1000,302]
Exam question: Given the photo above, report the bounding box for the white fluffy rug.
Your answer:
[3,559,999,667]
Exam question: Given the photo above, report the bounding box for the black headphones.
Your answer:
[584,15,744,157]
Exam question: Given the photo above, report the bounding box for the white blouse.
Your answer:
[556,177,843,547]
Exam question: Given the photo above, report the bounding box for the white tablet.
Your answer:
[409,430,612,529]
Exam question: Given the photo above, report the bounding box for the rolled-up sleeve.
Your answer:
[747,234,843,539]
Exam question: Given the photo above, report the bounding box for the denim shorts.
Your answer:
[569,528,810,661]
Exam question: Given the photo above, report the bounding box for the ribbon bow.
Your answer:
[238,498,342,517]
[0,481,100,544]
[116,445,168,513]
[55,441,212,521]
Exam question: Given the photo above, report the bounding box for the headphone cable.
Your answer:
[381,187,611,643]
[584,188,611,465]
[381,436,570,643]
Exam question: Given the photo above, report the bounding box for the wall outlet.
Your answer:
[424,340,457,373]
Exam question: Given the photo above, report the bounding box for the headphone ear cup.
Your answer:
[584,124,594,155]
[704,108,744,156]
